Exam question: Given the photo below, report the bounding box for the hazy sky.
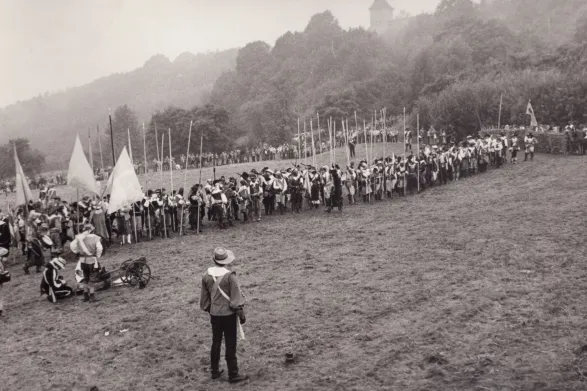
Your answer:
[0,0,440,108]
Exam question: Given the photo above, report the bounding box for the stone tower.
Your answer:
[370,0,394,34]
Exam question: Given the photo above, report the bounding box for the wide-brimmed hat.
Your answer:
[41,235,53,247]
[265,169,274,175]
[213,247,235,265]
[50,257,66,270]
[82,223,95,232]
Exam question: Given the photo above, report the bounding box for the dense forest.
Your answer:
[0,49,238,169]
[2,0,586,173]
[209,0,587,149]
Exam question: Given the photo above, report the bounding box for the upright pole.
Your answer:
[127,128,137,242]
[304,119,307,165]
[160,134,167,239]
[142,123,148,175]
[403,107,407,196]
[333,119,337,165]
[127,128,133,165]
[168,128,173,195]
[197,131,204,236]
[155,125,160,172]
[88,128,94,172]
[371,113,374,163]
[297,118,301,162]
[363,119,368,162]
[498,93,503,129]
[417,113,420,194]
[310,119,316,168]
[180,120,193,237]
[97,125,104,172]
[317,113,322,156]
[109,108,115,166]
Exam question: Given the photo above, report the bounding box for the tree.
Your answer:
[103,105,141,166]
[0,138,45,180]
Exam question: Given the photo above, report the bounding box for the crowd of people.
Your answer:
[0,130,539,316]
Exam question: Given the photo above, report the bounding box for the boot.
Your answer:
[89,293,98,302]
[83,292,90,302]
[23,266,29,275]
[211,369,224,380]
[229,374,249,384]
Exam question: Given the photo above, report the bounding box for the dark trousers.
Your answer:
[210,314,238,376]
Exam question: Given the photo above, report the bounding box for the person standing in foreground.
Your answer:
[200,247,248,383]
[70,223,103,302]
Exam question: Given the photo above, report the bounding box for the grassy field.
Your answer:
[1,147,587,391]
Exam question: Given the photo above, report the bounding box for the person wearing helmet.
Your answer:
[40,257,73,303]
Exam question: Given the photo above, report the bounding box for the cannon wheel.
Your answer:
[119,259,135,284]
[124,260,151,288]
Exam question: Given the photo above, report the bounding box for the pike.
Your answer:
[142,123,151,241]
[108,108,115,166]
[297,118,301,164]
[179,120,193,237]
[88,128,94,172]
[417,110,420,193]
[304,118,308,163]
[197,129,204,236]
[129,131,138,244]
[168,128,174,234]
[97,125,104,171]
[363,118,368,163]
[403,107,407,196]
[160,134,167,239]
[317,113,321,157]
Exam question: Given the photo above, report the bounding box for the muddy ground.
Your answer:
[1,148,587,391]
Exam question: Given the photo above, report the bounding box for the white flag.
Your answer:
[107,147,143,214]
[14,144,34,207]
[67,134,100,195]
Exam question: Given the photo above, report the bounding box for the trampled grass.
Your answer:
[1,148,586,391]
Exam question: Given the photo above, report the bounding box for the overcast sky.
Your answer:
[0,0,440,108]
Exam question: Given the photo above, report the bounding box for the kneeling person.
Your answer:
[40,257,73,302]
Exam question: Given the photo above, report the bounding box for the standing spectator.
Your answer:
[200,248,248,383]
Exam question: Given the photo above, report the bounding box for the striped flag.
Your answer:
[526,101,538,127]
